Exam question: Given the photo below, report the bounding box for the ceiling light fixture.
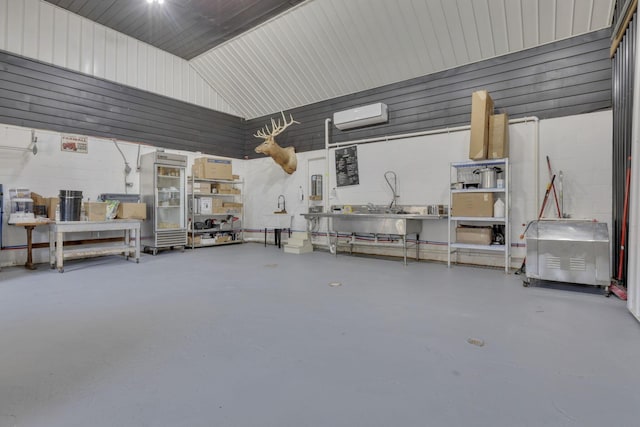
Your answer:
[147,0,164,4]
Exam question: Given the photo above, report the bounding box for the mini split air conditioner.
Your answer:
[333,103,388,130]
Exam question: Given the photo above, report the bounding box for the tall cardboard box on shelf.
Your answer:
[488,113,509,159]
[469,90,494,160]
[193,157,233,180]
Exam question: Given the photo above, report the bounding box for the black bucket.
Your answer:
[59,190,82,221]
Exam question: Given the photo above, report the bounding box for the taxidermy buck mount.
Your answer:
[254,112,300,174]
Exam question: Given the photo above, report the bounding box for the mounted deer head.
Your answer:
[254,112,300,174]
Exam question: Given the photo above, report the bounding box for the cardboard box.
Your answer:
[188,235,202,246]
[193,157,232,180]
[469,90,494,160]
[117,203,147,220]
[456,226,492,245]
[188,182,211,194]
[200,197,213,214]
[232,174,240,180]
[85,202,108,221]
[47,197,59,220]
[488,113,509,159]
[212,198,223,207]
[216,235,231,243]
[223,202,243,208]
[451,192,494,217]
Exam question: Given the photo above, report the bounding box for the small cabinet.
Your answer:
[447,158,510,272]
[188,176,244,248]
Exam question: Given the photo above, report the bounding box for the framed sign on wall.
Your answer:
[335,146,359,187]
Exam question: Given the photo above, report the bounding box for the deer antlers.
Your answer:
[254,112,300,140]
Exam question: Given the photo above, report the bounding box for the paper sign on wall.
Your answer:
[61,134,88,153]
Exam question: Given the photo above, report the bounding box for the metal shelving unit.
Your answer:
[188,176,244,248]
[448,158,510,272]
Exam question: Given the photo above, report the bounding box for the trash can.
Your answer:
[59,190,82,221]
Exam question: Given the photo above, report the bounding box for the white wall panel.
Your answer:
[92,25,106,79]
[521,0,539,48]
[154,50,166,93]
[67,13,81,71]
[0,0,7,51]
[23,0,40,59]
[441,1,470,65]
[80,18,93,75]
[37,1,53,63]
[457,0,483,64]
[126,38,137,87]
[137,42,148,91]
[115,32,127,84]
[6,0,23,54]
[146,46,156,93]
[504,0,524,52]
[555,0,575,39]
[181,61,189,102]
[538,0,556,44]
[573,0,593,34]
[164,52,174,98]
[52,7,67,68]
[488,0,510,55]
[104,28,116,81]
[472,0,496,58]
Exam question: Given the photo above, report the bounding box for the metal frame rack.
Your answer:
[447,158,510,272]
[188,176,244,248]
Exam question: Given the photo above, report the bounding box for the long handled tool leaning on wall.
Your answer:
[516,174,558,276]
[609,157,631,300]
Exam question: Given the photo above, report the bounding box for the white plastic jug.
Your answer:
[493,198,505,218]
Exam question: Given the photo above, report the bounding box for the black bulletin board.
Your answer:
[335,146,359,187]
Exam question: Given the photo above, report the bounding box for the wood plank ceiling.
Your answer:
[43,0,615,120]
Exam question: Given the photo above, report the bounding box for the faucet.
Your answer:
[367,202,376,212]
[277,195,286,213]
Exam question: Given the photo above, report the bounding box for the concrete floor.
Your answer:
[0,244,639,427]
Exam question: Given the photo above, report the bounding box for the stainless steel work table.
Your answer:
[301,212,445,265]
[49,220,141,272]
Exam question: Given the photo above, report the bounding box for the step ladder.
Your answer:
[283,231,313,254]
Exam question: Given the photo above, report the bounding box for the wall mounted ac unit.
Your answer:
[333,103,388,130]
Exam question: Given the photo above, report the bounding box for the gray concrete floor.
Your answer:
[0,243,639,427]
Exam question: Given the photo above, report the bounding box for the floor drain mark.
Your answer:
[264,264,278,268]
[328,282,342,287]
[467,338,485,347]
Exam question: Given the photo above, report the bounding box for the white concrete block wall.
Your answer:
[243,111,613,268]
[0,0,240,117]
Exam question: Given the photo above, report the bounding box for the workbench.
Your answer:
[48,220,141,272]
[8,219,52,270]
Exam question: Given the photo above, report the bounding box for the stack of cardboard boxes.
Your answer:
[454,90,510,245]
[192,157,242,215]
[38,194,145,221]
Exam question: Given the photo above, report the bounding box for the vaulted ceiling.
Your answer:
[44,0,616,119]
